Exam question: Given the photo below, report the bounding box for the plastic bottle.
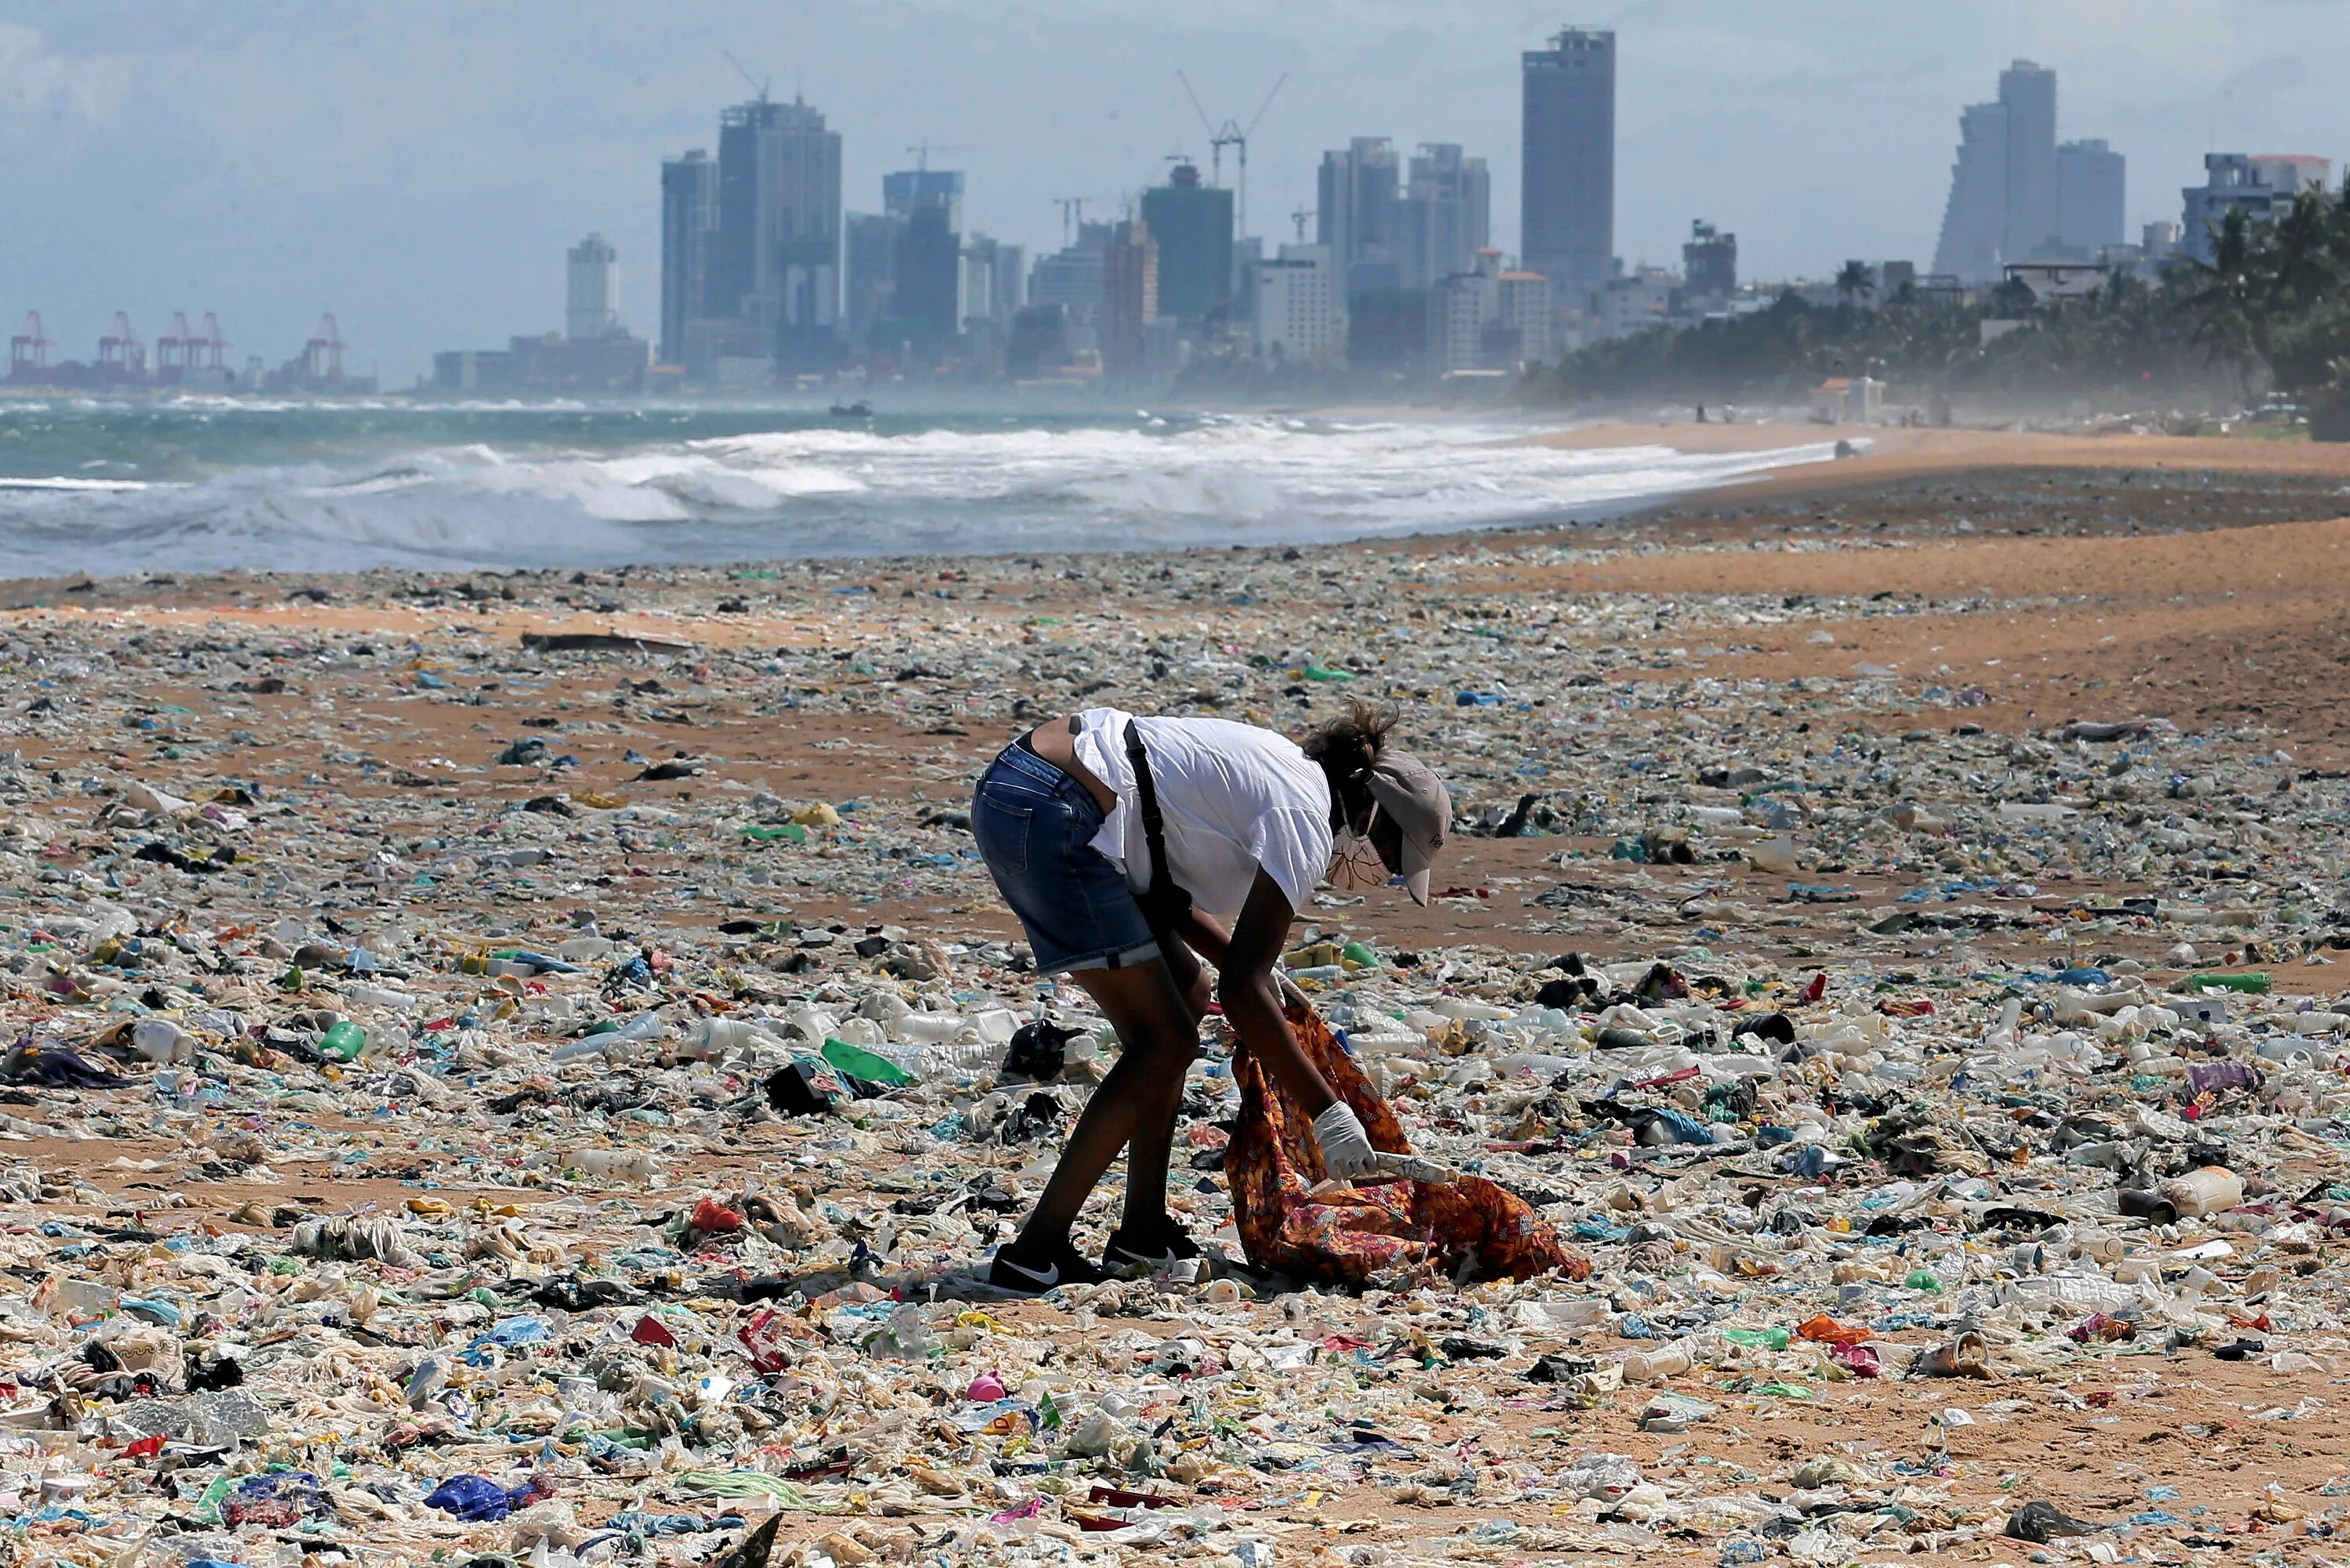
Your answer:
[891,1011,969,1046]
[1621,1339,1697,1383]
[2157,1167,2244,1219]
[2256,1039,2315,1068]
[831,1016,888,1047]
[320,1021,366,1062]
[2181,972,2270,995]
[341,981,417,1012]
[683,1017,768,1057]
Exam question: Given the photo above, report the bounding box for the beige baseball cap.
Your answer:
[1365,750,1452,906]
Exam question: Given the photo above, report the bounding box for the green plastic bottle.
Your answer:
[2179,972,2270,995]
[1340,941,1380,969]
[320,1021,367,1062]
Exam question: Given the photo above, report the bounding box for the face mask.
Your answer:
[1327,805,1388,891]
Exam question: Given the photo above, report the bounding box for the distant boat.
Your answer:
[828,399,873,418]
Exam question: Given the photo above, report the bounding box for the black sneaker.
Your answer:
[1103,1219,1203,1273]
[986,1240,1111,1295]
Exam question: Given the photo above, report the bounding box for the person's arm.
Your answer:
[1172,905,1232,970]
[1213,869,1336,1118]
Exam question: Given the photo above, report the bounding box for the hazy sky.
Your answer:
[3,0,2345,382]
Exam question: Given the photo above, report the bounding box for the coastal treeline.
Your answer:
[1528,179,2350,433]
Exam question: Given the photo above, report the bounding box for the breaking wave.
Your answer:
[0,403,1838,577]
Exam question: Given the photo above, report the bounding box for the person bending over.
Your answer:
[967,699,1450,1293]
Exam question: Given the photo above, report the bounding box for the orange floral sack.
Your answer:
[1224,1001,1588,1288]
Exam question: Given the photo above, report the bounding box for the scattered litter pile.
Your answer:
[1,530,2348,1566]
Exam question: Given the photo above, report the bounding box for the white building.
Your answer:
[1252,244,1343,363]
[1496,271,1553,363]
[959,251,995,326]
[1589,265,1676,341]
[2181,154,2334,263]
[566,233,622,341]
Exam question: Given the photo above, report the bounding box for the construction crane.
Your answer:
[723,50,769,101]
[98,312,143,378]
[905,140,977,172]
[9,311,52,376]
[1292,204,1314,244]
[1174,70,1288,244]
[196,313,227,370]
[1051,196,1112,247]
[305,313,347,385]
[157,312,192,375]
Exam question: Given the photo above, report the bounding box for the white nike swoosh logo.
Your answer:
[1113,1244,1180,1265]
[996,1255,1058,1286]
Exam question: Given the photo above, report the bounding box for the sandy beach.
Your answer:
[4,421,2350,1562]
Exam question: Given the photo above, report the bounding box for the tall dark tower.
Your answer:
[1520,27,1616,305]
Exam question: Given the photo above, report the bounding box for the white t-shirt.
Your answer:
[1070,708,1333,919]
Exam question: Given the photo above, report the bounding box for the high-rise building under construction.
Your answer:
[662,94,842,378]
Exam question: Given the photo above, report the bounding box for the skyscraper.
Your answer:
[1998,60,2059,261]
[844,211,902,352]
[1934,102,2010,281]
[1932,61,2086,281]
[887,170,964,363]
[1028,220,1115,328]
[566,234,621,341]
[666,94,843,377]
[1317,138,1401,293]
[1520,27,1615,304]
[884,169,966,232]
[1141,163,1235,325]
[1101,219,1159,380]
[659,151,715,367]
[1397,144,1490,291]
[2058,139,2127,255]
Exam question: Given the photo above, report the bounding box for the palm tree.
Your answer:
[2257,186,2350,396]
[1834,260,1876,307]
[2175,205,2269,397]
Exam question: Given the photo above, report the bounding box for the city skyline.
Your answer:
[2,2,2346,381]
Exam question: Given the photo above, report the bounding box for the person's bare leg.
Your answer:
[1004,958,1200,1263]
[1116,936,1211,1236]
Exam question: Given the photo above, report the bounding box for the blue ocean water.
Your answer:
[0,397,1835,578]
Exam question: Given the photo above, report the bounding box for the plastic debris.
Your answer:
[2,537,2348,1564]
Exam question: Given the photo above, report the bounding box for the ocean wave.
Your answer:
[0,410,1840,578]
[0,475,164,493]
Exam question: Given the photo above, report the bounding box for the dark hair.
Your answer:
[1300,699,1398,816]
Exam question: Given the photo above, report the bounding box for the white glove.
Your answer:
[1311,1101,1380,1180]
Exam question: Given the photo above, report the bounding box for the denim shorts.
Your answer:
[971,742,1159,976]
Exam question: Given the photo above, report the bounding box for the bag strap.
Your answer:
[1124,720,1190,929]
